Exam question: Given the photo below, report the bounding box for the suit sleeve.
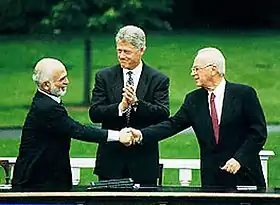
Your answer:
[89,71,121,123]
[135,75,170,123]
[47,104,108,143]
[233,87,267,167]
[141,94,192,143]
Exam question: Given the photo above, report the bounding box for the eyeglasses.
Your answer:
[191,64,213,73]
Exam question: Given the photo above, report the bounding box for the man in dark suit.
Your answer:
[12,58,132,192]
[89,25,170,186]
[130,47,267,188]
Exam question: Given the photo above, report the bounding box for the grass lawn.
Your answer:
[0,31,280,126]
[0,132,279,187]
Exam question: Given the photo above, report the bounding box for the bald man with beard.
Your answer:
[12,58,132,192]
[130,47,267,188]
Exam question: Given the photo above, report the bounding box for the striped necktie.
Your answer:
[125,71,134,126]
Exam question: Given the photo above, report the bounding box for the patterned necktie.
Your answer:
[210,93,219,144]
[125,71,134,126]
[126,71,134,87]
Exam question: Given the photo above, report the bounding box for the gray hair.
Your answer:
[115,25,146,50]
[197,47,226,76]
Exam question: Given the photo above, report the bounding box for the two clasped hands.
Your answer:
[118,127,141,146]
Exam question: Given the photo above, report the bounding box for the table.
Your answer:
[1,186,280,205]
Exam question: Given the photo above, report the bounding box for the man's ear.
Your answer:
[42,81,51,92]
[211,64,219,74]
[139,47,146,56]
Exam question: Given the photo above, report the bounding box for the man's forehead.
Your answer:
[193,54,212,66]
[193,56,207,66]
[117,40,135,49]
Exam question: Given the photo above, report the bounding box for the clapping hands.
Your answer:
[122,85,137,105]
[118,127,142,146]
[120,85,137,112]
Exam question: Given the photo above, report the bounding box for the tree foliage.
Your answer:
[41,0,173,33]
[0,0,55,33]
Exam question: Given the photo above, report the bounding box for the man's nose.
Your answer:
[191,69,196,76]
[119,51,126,59]
[65,77,69,84]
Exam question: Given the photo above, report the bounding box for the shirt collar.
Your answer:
[208,77,226,97]
[38,88,61,104]
[123,61,143,76]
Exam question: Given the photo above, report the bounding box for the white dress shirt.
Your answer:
[207,78,226,124]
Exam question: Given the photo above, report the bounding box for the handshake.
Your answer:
[118,128,142,146]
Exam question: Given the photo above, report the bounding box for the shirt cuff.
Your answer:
[118,104,123,116]
[138,132,143,144]
[107,130,119,142]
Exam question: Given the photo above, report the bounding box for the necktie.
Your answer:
[210,93,219,144]
[126,71,134,87]
[125,71,134,126]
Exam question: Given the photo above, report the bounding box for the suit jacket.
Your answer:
[89,63,170,182]
[141,81,267,188]
[12,91,108,191]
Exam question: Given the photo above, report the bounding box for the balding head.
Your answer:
[32,58,69,97]
[33,58,65,85]
[194,47,225,76]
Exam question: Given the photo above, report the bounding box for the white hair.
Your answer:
[115,25,146,50]
[197,47,226,76]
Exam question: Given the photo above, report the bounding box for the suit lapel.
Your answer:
[136,64,149,99]
[219,82,237,138]
[110,66,124,102]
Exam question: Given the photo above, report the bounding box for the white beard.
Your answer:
[50,84,67,97]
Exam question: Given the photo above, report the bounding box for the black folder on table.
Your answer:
[87,178,134,191]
